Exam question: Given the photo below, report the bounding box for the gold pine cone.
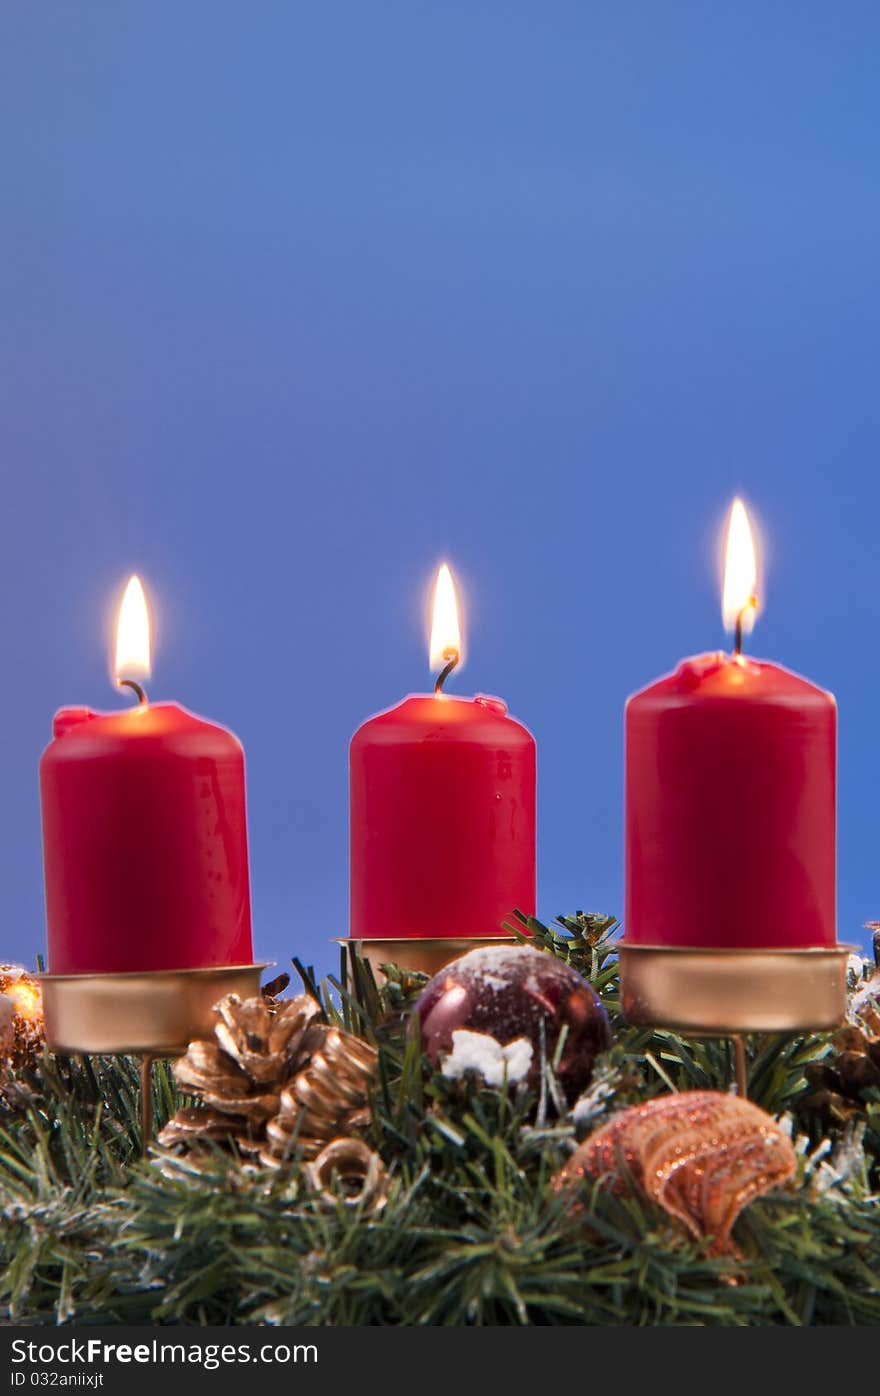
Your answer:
[158,992,378,1173]
[802,959,880,1127]
[553,1089,797,1255]
[260,1027,377,1167]
[159,992,323,1152]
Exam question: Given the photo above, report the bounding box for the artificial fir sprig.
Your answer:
[0,912,877,1326]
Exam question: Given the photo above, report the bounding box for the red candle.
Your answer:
[350,565,536,940]
[625,501,836,952]
[40,577,253,974]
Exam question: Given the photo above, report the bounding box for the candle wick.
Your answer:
[434,648,460,696]
[119,678,148,706]
[733,596,758,659]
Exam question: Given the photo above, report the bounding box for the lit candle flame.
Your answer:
[429,563,462,673]
[114,575,151,685]
[722,498,759,645]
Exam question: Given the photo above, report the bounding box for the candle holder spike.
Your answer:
[732,1034,747,1097]
[140,1053,157,1152]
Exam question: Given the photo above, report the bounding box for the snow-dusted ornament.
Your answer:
[416,943,610,1100]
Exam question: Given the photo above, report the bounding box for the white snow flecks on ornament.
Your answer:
[441,1028,534,1086]
[446,945,540,994]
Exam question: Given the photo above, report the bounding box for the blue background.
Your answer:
[1,4,876,977]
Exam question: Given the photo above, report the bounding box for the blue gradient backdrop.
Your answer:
[1,5,876,976]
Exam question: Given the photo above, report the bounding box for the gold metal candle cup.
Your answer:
[343,937,518,979]
[619,942,852,1034]
[40,963,269,1055]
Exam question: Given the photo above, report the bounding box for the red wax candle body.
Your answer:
[40,702,254,974]
[625,653,836,950]
[350,694,536,939]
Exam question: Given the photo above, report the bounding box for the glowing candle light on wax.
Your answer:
[620,499,849,1034]
[349,564,537,976]
[39,575,263,1059]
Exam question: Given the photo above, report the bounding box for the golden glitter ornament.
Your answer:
[553,1090,797,1255]
[0,964,44,1072]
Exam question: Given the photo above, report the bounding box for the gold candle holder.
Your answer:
[619,941,852,1095]
[619,942,851,1034]
[40,962,269,1148]
[342,937,518,979]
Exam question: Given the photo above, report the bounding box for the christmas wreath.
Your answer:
[1,915,878,1326]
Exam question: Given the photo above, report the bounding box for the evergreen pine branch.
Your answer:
[1,911,878,1326]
